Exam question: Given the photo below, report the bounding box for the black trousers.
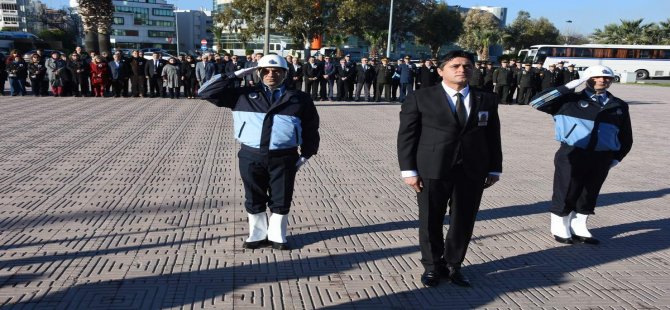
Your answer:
[418,165,485,271]
[131,75,146,96]
[495,84,509,103]
[305,79,318,99]
[518,87,535,105]
[375,82,391,101]
[30,78,45,96]
[551,144,613,216]
[506,84,517,103]
[149,76,163,97]
[238,147,299,215]
[111,79,124,97]
[337,79,351,101]
[73,73,89,96]
[183,78,195,98]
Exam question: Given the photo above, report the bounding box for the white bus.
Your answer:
[519,44,670,80]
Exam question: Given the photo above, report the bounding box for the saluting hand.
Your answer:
[404,176,423,193]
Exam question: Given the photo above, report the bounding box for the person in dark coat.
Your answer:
[483,62,494,92]
[288,56,303,91]
[145,53,166,98]
[28,54,47,96]
[416,59,439,90]
[129,50,147,97]
[225,55,244,88]
[321,56,336,100]
[492,60,514,104]
[336,58,355,101]
[181,55,197,99]
[516,63,537,105]
[109,53,129,97]
[303,56,321,100]
[397,50,502,287]
[354,57,375,102]
[68,53,90,97]
[541,64,562,90]
[375,57,394,102]
[564,64,580,82]
[6,55,28,96]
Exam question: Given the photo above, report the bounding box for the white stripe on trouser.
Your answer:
[268,213,289,243]
[550,212,572,239]
[246,212,268,242]
[570,213,593,238]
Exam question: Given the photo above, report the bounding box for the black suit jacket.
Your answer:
[397,85,502,180]
[145,59,165,77]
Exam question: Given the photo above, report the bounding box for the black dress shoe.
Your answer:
[271,241,290,250]
[572,235,599,244]
[242,239,269,249]
[420,271,440,287]
[447,267,471,287]
[554,235,574,244]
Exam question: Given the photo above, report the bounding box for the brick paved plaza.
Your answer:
[1,84,669,309]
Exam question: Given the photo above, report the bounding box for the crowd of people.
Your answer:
[470,59,581,105]
[1,46,583,104]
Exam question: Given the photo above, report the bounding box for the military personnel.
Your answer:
[507,59,519,103]
[516,63,537,105]
[416,59,439,89]
[469,61,484,89]
[483,62,494,92]
[564,64,580,83]
[541,64,562,90]
[375,57,394,102]
[493,60,514,104]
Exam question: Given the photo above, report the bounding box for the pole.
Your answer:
[386,0,393,58]
[264,0,270,54]
[175,8,180,55]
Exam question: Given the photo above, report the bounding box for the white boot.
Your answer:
[570,213,593,238]
[550,213,573,244]
[246,212,268,243]
[268,213,289,249]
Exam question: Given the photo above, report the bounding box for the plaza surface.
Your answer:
[0,84,669,309]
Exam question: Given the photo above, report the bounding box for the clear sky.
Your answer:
[47,0,669,35]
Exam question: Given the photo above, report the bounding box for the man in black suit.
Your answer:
[397,50,503,288]
[354,57,375,102]
[145,53,165,97]
[303,56,321,100]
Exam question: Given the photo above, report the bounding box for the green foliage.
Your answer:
[413,2,463,57]
[504,11,560,51]
[591,18,667,44]
[38,29,77,52]
[458,9,504,61]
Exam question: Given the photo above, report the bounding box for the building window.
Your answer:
[112,29,139,36]
[3,16,19,23]
[146,20,174,27]
[115,6,149,25]
[152,8,174,17]
[113,17,124,25]
[1,3,18,10]
[148,30,175,38]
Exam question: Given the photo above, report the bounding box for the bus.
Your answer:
[519,44,670,80]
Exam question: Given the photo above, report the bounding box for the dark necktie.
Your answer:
[455,93,467,126]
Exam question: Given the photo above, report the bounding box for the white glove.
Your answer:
[234,66,256,78]
[565,77,588,90]
[296,157,309,170]
[609,160,619,168]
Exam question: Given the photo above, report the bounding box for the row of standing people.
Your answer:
[469,59,581,105]
[292,54,441,103]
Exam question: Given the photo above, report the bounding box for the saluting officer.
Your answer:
[530,65,633,245]
[469,61,484,89]
[199,55,320,250]
[541,64,562,90]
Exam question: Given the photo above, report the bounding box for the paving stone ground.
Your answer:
[0,83,669,309]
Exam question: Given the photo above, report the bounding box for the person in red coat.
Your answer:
[90,55,109,97]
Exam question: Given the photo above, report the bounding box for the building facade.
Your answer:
[108,0,176,52]
[175,9,212,54]
[0,0,27,32]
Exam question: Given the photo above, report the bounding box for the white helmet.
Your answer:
[257,54,288,70]
[584,65,615,79]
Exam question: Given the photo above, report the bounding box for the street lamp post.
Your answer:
[264,0,270,54]
[386,0,394,58]
[175,8,180,55]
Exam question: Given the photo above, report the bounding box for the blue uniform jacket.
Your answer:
[530,86,633,161]
[198,73,320,158]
